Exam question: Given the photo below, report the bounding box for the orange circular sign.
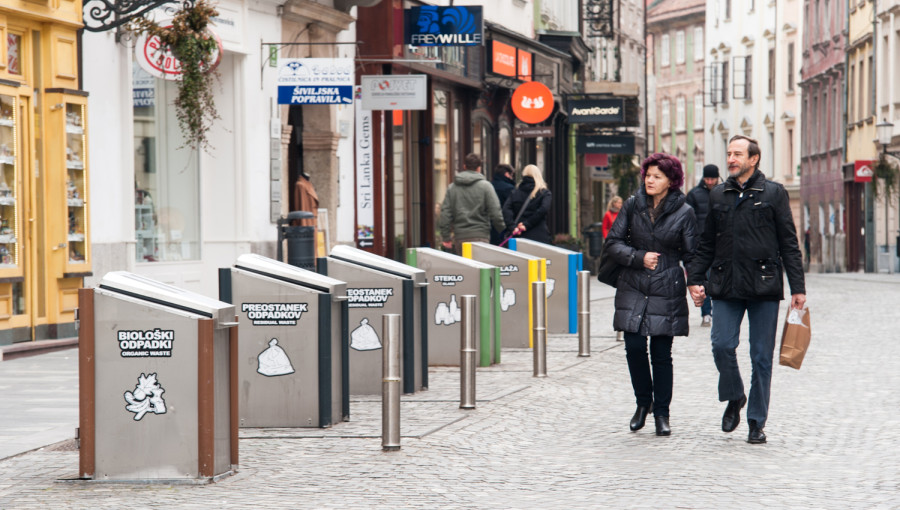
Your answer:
[511,81,554,124]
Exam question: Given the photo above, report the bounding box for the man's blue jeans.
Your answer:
[701,296,712,317]
[710,299,780,428]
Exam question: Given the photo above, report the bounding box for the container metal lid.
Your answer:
[234,253,347,297]
[412,247,496,269]
[330,245,427,286]
[98,271,235,324]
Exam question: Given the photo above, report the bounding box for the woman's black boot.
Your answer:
[629,405,651,431]
[655,415,671,436]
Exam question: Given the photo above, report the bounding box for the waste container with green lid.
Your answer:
[407,247,501,366]
[78,271,238,482]
[507,238,583,334]
[319,245,428,394]
[219,253,348,428]
[462,242,546,349]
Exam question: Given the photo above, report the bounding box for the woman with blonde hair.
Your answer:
[501,164,552,244]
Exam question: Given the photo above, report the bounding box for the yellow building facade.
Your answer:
[0,0,89,344]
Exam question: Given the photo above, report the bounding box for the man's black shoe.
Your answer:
[721,395,747,432]
[655,415,671,436]
[747,419,767,444]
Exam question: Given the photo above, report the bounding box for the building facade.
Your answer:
[647,0,705,186]
[799,0,846,273]
[774,0,804,248]
[875,0,900,272]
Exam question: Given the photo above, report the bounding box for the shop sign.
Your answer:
[514,126,553,138]
[404,6,483,46]
[132,66,155,108]
[360,75,427,110]
[567,98,625,124]
[491,41,532,81]
[511,81,554,124]
[854,160,874,183]
[577,135,635,154]
[276,58,354,105]
[135,26,223,81]
[355,86,375,249]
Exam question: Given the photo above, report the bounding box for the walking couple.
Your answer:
[603,136,806,443]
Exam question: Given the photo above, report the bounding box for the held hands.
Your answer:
[511,223,526,236]
[643,252,661,271]
[441,241,453,250]
[791,293,807,310]
[688,285,706,307]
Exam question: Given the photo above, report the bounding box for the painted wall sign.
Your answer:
[135,26,223,81]
[511,81,554,124]
[854,160,874,183]
[241,302,308,325]
[576,135,636,154]
[355,86,375,249]
[360,75,427,110]
[567,98,625,123]
[118,329,175,357]
[404,5,484,46]
[276,58,354,104]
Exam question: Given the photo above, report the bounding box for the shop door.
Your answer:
[844,181,864,272]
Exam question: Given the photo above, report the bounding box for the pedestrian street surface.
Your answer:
[0,273,897,509]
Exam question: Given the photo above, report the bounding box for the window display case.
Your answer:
[0,93,19,272]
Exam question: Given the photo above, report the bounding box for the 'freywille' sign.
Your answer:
[404,6,483,46]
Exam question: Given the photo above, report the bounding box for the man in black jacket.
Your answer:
[686,164,720,326]
[490,164,516,244]
[687,135,806,445]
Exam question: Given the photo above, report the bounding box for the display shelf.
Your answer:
[0,93,20,274]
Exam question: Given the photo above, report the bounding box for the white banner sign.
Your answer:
[276,58,354,104]
[360,75,427,110]
[354,86,375,248]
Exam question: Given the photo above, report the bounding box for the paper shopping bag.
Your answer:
[779,307,811,369]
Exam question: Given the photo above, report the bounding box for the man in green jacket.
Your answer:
[439,153,506,255]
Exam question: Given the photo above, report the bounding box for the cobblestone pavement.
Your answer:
[0,273,898,509]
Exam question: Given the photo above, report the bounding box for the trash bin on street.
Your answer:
[277,211,316,270]
[318,245,428,395]
[78,272,238,482]
[583,222,605,258]
[219,253,348,428]
[508,239,583,334]
[407,247,501,366]
[463,242,546,349]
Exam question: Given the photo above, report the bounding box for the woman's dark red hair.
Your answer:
[640,153,684,190]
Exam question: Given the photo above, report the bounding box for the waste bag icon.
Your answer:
[350,318,382,351]
[257,338,295,376]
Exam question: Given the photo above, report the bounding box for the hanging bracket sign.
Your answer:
[135,26,223,81]
[511,81,554,124]
[276,58,354,105]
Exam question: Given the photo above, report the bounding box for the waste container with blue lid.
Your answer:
[219,253,348,428]
[319,245,428,394]
[407,247,501,366]
[78,271,238,482]
[507,239,583,334]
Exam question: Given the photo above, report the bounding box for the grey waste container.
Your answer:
[78,271,238,482]
[318,245,428,395]
[219,253,348,428]
[277,211,316,270]
[407,247,501,366]
[508,238,584,334]
[463,242,546,349]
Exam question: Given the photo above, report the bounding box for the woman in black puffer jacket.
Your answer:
[604,153,698,437]
[502,164,552,244]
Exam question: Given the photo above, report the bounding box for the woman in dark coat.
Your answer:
[604,153,698,436]
[502,164,552,244]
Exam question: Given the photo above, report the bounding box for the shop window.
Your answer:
[472,117,493,172]
[7,33,23,76]
[498,121,511,165]
[433,90,450,240]
[132,63,200,262]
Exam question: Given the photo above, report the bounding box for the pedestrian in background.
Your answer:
[687,135,806,445]
[602,195,623,240]
[439,153,506,255]
[490,164,516,245]
[604,153,698,437]
[602,195,625,341]
[502,164,552,244]
[685,164,721,327]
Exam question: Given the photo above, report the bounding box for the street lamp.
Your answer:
[875,119,900,266]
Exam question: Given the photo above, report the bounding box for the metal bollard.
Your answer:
[532,281,547,377]
[577,270,591,357]
[382,314,401,451]
[459,295,477,409]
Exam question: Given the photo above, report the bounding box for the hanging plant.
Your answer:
[129,0,221,151]
[873,154,899,201]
